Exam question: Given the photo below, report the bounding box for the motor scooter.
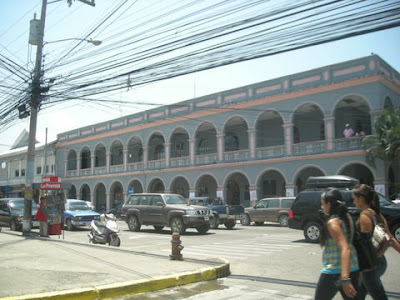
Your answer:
[88,213,120,247]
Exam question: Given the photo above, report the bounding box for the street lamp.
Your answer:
[44,38,102,46]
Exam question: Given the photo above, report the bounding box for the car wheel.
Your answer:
[210,214,219,229]
[224,219,236,229]
[154,225,164,232]
[128,215,141,231]
[196,224,210,234]
[66,219,74,231]
[391,223,400,243]
[303,222,321,243]
[278,215,289,227]
[170,217,186,234]
[10,220,18,231]
[240,214,251,226]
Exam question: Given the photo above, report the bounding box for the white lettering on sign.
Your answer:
[40,182,61,189]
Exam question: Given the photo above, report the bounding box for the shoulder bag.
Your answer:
[369,212,391,257]
[350,214,378,271]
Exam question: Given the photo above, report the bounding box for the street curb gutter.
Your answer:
[1,259,230,300]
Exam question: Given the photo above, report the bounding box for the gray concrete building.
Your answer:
[55,55,400,212]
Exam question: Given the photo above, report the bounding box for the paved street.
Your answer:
[55,221,400,299]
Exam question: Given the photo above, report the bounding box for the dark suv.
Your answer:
[0,198,39,231]
[288,175,400,243]
[121,193,212,234]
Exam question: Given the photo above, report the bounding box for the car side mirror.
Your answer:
[157,201,164,207]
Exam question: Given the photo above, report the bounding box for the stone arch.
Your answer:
[334,95,371,138]
[195,174,219,197]
[257,169,286,199]
[94,182,106,212]
[110,139,123,166]
[292,102,325,143]
[67,149,77,170]
[224,171,250,207]
[195,121,217,155]
[338,162,375,186]
[148,132,165,161]
[94,143,106,167]
[170,176,190,198]
[148,178,165,193]
[294,165,325,193]
[256,110,284,147]
[68,184,77,199]
[80,146,91,170]
[110,181,124,209]
[128,179,144,194]
[224,116,249,151]
[79,183,91,202]
[170,127,189,158]
[127,135,143,163]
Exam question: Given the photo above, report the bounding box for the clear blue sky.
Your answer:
[0,1,399,153]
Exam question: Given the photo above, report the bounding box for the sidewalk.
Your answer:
[0,230,230,300]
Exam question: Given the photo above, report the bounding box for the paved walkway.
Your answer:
[0,230,229,300]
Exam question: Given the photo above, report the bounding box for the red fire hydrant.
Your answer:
[170,232,184,260]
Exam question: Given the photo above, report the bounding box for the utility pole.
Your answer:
[23,0,96,236]
[23,0,47,236]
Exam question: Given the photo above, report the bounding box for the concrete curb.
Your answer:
[0,259,230,300]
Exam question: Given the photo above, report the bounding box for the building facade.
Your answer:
[0,130,57,200]
[55,55,400,212]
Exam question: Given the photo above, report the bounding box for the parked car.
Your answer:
[121,193,212,234]
[240,197,295,227]
[187,196,244,229]
[288,175,400,243]
[0,198,39,231]
[64,199,101,231]
[108,201,124,218]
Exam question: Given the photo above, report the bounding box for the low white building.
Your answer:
[0,130,56,200]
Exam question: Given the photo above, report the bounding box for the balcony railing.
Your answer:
[293,140,326,156]
[170,156,190,167]
[195,153,217,165]
[334,137,363,151]
[224,149,249,162]
[127,162,143,171]
[148,159,165,170]
[65,137,365,178]
[256,145,284,159]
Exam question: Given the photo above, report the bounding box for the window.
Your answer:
[21,169,25,176]
[282,199,294,208]
[0,161,6,169]
[15,170,19,177]
[36,166,42,174]
[256,200,267,208]
[266,199,279,208]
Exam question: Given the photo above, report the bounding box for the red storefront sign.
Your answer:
[40,176,61,189]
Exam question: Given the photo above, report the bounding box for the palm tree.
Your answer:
[362,108,400,166]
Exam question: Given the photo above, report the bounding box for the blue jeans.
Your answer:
[358,255,388,300]
[315,271,360,300]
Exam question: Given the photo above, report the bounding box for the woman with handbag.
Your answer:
[352,184,400,300]
[315,188,359,300]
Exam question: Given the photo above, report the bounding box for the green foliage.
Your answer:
[362,108,400,166]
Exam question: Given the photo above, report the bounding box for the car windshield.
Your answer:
[10,200,38,210]
[165,195,187,205]
[66,201,90,211]
[378,193,392,206]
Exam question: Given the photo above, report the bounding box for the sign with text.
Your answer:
[40,176,62,189]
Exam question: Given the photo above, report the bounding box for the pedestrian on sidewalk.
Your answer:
[352,184,400,300]
[35,197,49,237]
[315,188,360,300]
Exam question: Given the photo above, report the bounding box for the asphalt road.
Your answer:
[58,221,400,299]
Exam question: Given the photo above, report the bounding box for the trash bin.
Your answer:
[48,224,62,235]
